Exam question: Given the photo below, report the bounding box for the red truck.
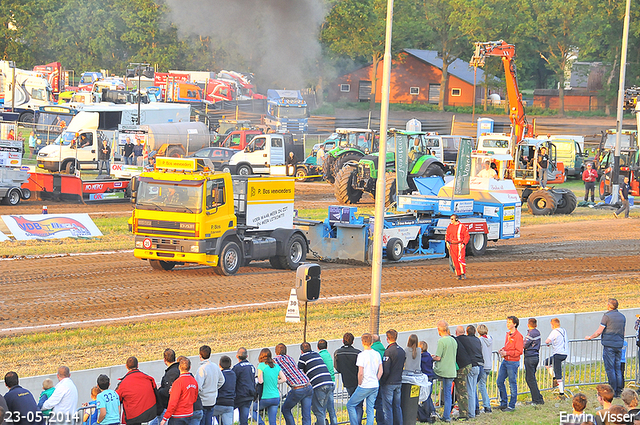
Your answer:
[218,129,263,150]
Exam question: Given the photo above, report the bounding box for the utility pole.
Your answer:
[611,0,631,204]
[129,62,150,125]
[370,0,394,336]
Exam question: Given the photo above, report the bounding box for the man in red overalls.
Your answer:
[446,214,470,280]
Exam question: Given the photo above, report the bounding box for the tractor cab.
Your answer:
[334,128,379,154]
[470,153,512,180]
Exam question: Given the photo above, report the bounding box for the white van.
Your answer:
[229,134,304,175]
[36,103,190,174]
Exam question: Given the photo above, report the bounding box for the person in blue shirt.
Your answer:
[95,375,120,425]
[3,371,41,425]
[82,387,100,425]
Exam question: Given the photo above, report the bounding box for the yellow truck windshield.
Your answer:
[136,180,203,213]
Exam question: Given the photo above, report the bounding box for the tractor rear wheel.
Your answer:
[334,165,363,204]
[554,189,577,214]
[527,189,557,215]
[385,172,396,207]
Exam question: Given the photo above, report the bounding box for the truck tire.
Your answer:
[215,241,242,276]
[64,160,77,175]
[527,189,557,215]
[21,188,31,200]
[385,172,396,207]
[554,189,577,214]
[222,166,231,174]
[19,111,34,124]
[334,165,363,204]
[149,260,176,271]
[295,167,308,182]
[276,234,307,270]
[237,164,252,176]
[386,238,404,261]
[3,188,21,206]
[166,146,185,158]
[466,233,488,256]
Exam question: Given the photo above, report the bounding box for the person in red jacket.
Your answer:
[161,357,198,425]
[445,214,470,280]
[496,316,524,412]
[116,357,158,425]
[582,163,598,202]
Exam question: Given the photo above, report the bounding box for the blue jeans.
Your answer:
[149,409,167,425]
[325,386,338,425]
[212,405,233,425]
[476,368,490,410]
[466,366,480,417]
[539,168,547,188]
[436,377,454,421]
[282,385,313,425]
[603,346,624,396]
[497,360,519,409]
[345,386,362,425]
[201,406,213,425]
[347,386,378,425]
[253,397,280,425]
[311,384,334,425]
[380,384,402,425]
[188,409,203,425]
[98,160,110,175]
[237,402,252,425]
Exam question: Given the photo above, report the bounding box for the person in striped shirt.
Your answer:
[275,343,312,425]
[298,342,335,425]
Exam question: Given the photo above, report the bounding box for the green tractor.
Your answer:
[334,130,446,206]
[322,128,379,184]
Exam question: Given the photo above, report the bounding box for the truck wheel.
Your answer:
[215,241,242,276]
[222,166,231,174]
[269,256,283,270]
[527,189,557,215]
[554,189,577,214]
[386,238,404,261]
[237,165,252,176]
[19,111,34,124]
[3,188,21,206]
[149,260,176,271]
[466,233,488,256]
[295,168,308,182]
[277,234,307,270]
[21,188,31,200]
[385,172,396,207]
[64,160,77,175]
[334,165,363,204]
[166,146,185,157]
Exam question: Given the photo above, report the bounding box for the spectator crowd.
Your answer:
[0,298,638,425]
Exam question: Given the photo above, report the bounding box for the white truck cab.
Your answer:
[229,133,303,176]
[476,133,512,155]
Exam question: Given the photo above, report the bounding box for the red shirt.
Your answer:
[582,168,598,183]
[163,373,198,420]
[502,329,524,362]
[445,222,470,244]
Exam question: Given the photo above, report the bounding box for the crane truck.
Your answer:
[131,157,308,275]
[471,40,576,215]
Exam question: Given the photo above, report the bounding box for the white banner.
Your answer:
[0,230,9,241]
[2,214,103,240]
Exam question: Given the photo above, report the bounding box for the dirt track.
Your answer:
[1,195,639,334]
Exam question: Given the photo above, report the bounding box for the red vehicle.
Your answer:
[33,62,64,95]
[218,129,263,150]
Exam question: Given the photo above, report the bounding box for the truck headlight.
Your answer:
[190,245,199,252]
[135,241,143,248]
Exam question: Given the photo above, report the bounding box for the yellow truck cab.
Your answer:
[131,157,308,275]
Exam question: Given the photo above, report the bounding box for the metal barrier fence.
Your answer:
[251,336,639,425]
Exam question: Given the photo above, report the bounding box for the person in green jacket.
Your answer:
[318,339,337,425]
[38,378,56,416]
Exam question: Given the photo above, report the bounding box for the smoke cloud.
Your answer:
[163,0,326,90]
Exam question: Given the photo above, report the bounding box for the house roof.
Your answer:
[404,49,489,85]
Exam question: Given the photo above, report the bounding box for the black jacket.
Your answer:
[454,336,472,369]
[98,143,111,160]
[334,345,360,389]
[380,343,406,386]
[457,335,484,367]
[232,360,256,406]
[156,362,180,409]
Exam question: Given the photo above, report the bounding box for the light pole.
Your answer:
[129,62,149,125]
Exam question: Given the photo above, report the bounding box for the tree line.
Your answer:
[2,0,639,115]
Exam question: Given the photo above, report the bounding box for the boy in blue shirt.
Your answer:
[96,375,120,425]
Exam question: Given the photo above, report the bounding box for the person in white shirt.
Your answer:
[544,318,568,397]
[196,345,225,425]
[477,160,498,179]
[42,366,79,425]
[346,333,382,425]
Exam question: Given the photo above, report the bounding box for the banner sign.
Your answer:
[395,133,409,192]
[2,214,103,240]
[0,231,9,241]
[454,138,473,195]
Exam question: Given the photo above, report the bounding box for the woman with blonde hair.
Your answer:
[252,348,286,425]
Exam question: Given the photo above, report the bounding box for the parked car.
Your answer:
[188,147,236,172]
